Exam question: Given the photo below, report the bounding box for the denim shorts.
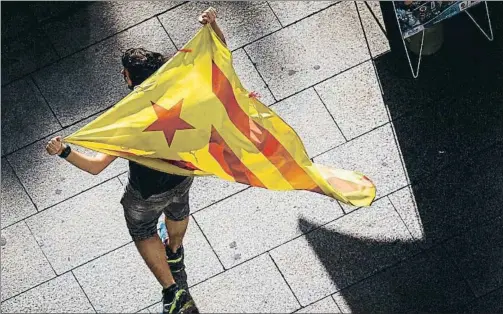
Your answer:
[120,176,193,241]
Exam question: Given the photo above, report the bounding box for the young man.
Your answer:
[46,8,226,314]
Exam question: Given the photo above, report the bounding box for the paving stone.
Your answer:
[183,218,224,286]
[271,88,345,157]
[1,159,37,228]
[34,18,176,126]
[117,172,128,186]
[397,144,503,246]
[73,243,159,313]
[0,273,94,313]
[332,247,474,313]
[245,2,369,100]
[1,2,37,38]
[388,186,425,241]
[1,127,17,156]
[315,61,388,140]
[270,197,417,305]
[0,222,55,301]
[159,1,281,51]
[1,78,61,153]
[190,254,300,313]
[194,187,343,269]
[389,98,503,183]
[268,1,335,26]
[356,2,389,58]
[232,48,275,106]
[314,124,407,203]
[443,216,503,297]
[29,2,85,23]
[1,28,59,84]
[25,179,130,274]
[189,176,248,213]
[43,1,179,56]
[146,302,162,314]
[466,288,503,313]
[7,112,128,211]
[295,296,341,313]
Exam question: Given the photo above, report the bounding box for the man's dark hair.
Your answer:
[121,48,167,87]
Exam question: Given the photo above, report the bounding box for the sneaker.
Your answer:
[162,284,198,314]
[166,245,185,273]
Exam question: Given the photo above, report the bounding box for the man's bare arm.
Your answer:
[46,136,117,175]
[199,7,227,46]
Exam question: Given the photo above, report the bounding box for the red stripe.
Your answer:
[211,61,320,191]
[209,126,265,188]
[161,159,200,171]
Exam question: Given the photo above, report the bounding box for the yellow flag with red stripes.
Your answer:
[65,25,376,207]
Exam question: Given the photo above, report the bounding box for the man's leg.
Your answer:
[135,235,175,288]
[165,216,189,253]
[121,188,194,314]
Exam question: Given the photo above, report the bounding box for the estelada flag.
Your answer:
[65,25,376,207]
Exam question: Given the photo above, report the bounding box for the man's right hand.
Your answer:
[46,136,65,156]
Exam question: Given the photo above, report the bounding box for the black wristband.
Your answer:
[58,145,72,159]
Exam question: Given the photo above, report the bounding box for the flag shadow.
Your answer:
[297,2,503,312]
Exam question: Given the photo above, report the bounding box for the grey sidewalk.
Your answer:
[1,1,502,313]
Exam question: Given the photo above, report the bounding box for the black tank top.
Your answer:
[128,161,186,199]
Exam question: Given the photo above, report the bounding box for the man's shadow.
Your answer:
[298,3,503,312]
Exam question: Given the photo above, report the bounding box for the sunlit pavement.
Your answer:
[1,2,502,313]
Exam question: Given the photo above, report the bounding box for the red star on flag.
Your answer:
[144,99,195,146]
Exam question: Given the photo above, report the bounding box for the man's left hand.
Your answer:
[198,7,217,25]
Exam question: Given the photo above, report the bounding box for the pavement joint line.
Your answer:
[464,286,503,311]
[0,269,73,304]
[312,87,349,142]
[2,0,339,89]
[190,214,226,271]
[357,0,389,97]
[1,0,343,89]
[4,157,40,213]
[43,26,63,60]
[328,244,428,296]
[190,183,411,275]
[266,2,284,28]
[355,0,389,98]
[186,251,271,290]
[438,242,480,302]
[256,57,373,104]
[242,48,278,104]
[1,105,112,159]
[362,1,388,36]
[1,2,189,89]
[156,15,179,51]
[0,176,123,230]
[236,1,342,54]
[29,74,64,129]
[0,240,133,305]
[24,220,58,275]
[71,270,98,313]
[268,252,303,309]
[371,58,386,96]
[386,110,414,187]
[331,294,345,313]
[310,119,395,160]
[386,194,422,244]
[190,186,251,215]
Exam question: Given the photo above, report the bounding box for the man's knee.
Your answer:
[121,195,161,242]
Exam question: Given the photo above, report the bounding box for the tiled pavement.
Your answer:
[1,1,502,313]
